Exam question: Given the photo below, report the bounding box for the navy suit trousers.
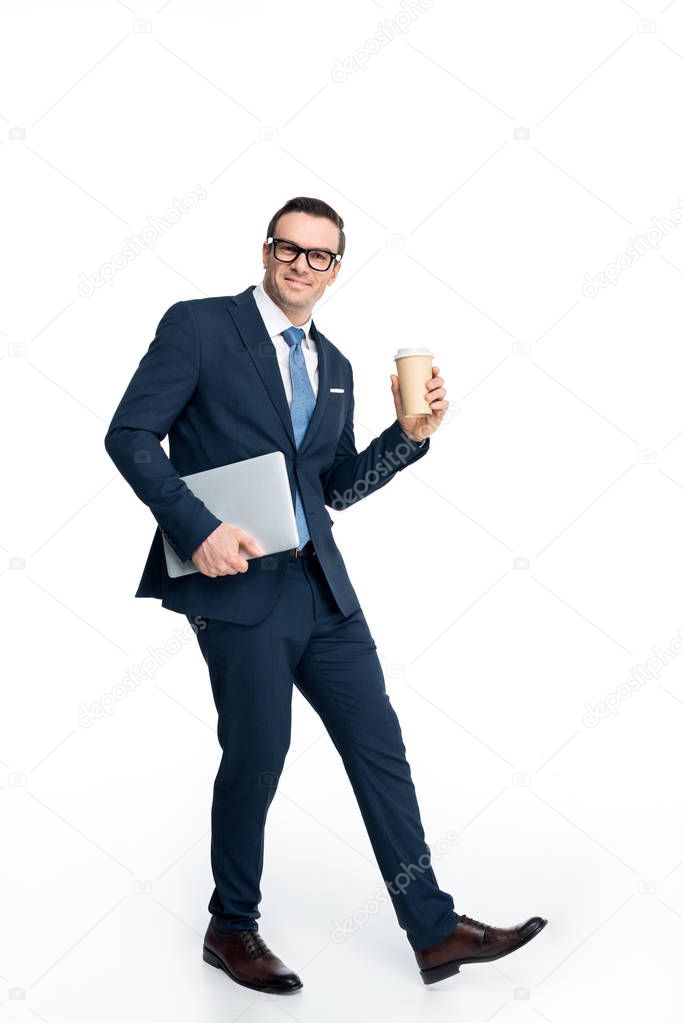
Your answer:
[187,548,459,953]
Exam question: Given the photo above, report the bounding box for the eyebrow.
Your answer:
[277,237,336,255]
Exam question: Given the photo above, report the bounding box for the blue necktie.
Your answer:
[281,325,316,549]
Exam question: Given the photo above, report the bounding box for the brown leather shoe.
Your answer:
[202,922,302,994]
[415,913,548,985]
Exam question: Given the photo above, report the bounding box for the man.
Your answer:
[104,196,547,993]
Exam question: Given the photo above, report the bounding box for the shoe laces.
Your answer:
[242,931,273,960]
[459,914,490,941]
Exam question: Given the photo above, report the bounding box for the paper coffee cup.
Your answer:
[393,346,434,416]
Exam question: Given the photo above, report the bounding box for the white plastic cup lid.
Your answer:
[393,346,434,359]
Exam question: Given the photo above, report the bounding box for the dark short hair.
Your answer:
[266,196,345,258]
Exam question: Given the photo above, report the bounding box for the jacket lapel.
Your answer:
[226,285,331,456]
[300,319,330,456]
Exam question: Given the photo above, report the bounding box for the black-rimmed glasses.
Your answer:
[267,236,342,272]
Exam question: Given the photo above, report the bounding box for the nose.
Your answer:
[289,252,308,273]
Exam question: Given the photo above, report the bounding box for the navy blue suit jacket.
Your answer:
[104,284,430,624]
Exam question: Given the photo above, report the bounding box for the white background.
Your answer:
[2,0,682,1018]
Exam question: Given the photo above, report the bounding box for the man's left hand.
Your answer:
[390,365,449,443]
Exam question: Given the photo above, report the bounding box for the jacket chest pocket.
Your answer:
[326,389,348,431]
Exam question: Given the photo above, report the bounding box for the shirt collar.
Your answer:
[254,280,313,348]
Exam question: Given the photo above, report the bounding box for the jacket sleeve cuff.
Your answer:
[161,505,222,564]
[398,426,427,449]
[389,420,430,463]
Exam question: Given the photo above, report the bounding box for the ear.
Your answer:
[327,261,342,286]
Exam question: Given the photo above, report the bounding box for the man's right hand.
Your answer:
[191,523,265,577]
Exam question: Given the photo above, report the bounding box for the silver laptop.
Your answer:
[162,451,300,578]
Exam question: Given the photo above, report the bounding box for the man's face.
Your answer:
[261,211,342,321]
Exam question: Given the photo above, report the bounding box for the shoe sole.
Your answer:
[419,918,548,985]
[203,945,303,994]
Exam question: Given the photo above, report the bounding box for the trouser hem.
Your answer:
[408,910,460,953]
[210,916,258,935]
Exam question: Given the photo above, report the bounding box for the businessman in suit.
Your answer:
[104,196,546,993]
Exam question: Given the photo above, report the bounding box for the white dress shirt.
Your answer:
[253,279,426,447]
[253,280,317,405]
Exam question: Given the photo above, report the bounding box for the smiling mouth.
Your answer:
[285,277,311,288]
